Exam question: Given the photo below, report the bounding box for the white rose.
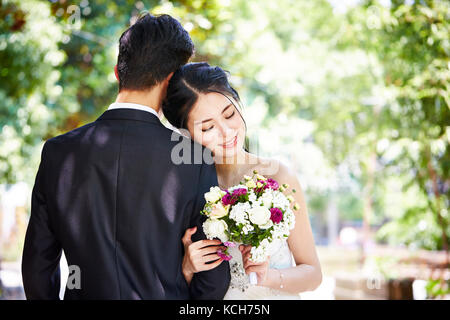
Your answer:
[209,202,229,219]
[259,219,273,229]
[248,206,271,227]
[204,186,224,203]
[203,218,229,242]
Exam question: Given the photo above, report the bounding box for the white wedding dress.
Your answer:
[223,238,301,300]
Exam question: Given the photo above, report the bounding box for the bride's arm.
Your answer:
[243,161,322,294]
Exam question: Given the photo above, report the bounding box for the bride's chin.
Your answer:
[214,149,247,165]
[214,151,235,160]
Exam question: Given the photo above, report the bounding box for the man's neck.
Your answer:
[115,87,163,114]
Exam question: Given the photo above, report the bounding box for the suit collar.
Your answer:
[107,102,160,118]
[96,108,163,126]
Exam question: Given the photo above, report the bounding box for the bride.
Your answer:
[162,62,322,299]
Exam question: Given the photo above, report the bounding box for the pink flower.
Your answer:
[265,178,279,190]
[232,188,248,197]
[221,193,235,206]
[223,241,236,248]
[209,202,229,219]
[217,249,232,261]
[270,207,283,224]
[221,188,247,206]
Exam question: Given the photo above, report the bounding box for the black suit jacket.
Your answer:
[22,108,230,299]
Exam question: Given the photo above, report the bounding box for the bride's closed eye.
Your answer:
[225,111,235,119]
[201,111,235,132]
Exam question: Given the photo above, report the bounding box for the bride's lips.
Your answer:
[220,135,238,149]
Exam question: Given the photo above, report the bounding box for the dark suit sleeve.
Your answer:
[22,141,62,300]
[188,162,231,300]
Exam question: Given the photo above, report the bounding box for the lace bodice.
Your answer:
[223,239,301,300]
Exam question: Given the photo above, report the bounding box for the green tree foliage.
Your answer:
[344,0,449,251]
[0,0,67,184]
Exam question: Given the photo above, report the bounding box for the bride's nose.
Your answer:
[217,122,234,139]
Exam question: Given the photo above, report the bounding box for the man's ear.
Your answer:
[114,65,119,82]
[166,71,174,83]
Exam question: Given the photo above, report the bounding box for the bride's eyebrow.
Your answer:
[221,103,233,114]
[195,103,233,125]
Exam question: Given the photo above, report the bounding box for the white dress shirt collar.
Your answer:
[107,102,160,118]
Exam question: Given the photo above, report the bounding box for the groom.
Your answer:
[22,13,230,299]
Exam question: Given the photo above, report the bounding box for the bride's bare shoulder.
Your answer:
[249,154,294,181]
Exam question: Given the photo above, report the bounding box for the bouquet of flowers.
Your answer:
[201,170,299,284]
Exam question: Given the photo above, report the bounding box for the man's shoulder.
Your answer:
[44,120,214,168]
[46,121,97,145]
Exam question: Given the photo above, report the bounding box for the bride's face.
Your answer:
[186,92,246,160]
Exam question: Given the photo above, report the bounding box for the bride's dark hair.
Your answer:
[162,62,246,131]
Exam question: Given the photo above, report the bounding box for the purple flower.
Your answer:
[221,193,235,206]
[222,188,247,206]
[265,178,279,190]
[223,241,236,248]
[232,188,248,197]
[217,249,232,261]
[270,207,283,224]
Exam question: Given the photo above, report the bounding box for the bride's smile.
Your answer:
[220,134,238,149]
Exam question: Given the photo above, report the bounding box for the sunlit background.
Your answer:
[0,0,449,300]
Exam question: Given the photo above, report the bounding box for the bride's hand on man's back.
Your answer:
[181,226,225,284]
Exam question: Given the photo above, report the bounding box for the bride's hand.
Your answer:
[240,245,270,285]
[181,226,225,285]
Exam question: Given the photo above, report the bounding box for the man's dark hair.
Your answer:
[117,13,194,91]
